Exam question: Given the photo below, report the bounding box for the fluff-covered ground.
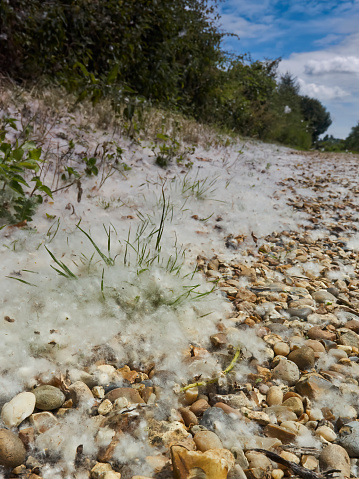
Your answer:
[1,86,359,477]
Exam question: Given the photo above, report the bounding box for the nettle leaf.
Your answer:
[37,184,53,198]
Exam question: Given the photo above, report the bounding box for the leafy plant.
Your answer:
[0,118,53,224]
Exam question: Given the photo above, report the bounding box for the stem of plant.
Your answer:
[179,347,241,392]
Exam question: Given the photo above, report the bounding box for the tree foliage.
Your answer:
[345,122,359,152]
[0,0,334,150]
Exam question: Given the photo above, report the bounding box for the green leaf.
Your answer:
[28,148,42,162]
[107,64,119,83]
[18,160,40,171]
[9,179,25,195]
[12,148,24,161]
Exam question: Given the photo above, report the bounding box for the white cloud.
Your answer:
[305,56,359,75]
[297,78,350,100]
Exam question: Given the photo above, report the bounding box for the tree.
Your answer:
[300,96,332,143]
[345,122,359,152]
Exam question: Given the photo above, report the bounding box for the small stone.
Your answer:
[242,408,271,425]
[213,402,241,417]
[265,406,297,423]
[264,424,297,444]
[307,327,336,342]
[1,392,36,428]
[171,445,234,479]
[339,331,359,349]
[273,342,290,356]
[92,386,105,399]
[301,455,318,470]
[280,451,299,464]
[306,339,325,353]
[266,386,283,406]
[272,359,300,386]
[91,462,113,478]
[18,427,35,449]
[312,290,337,303]
[190,399,210,416]
[0,429,26,468]
[231,447,249,469]
[246,451,272,470]
[338,421,359,457]
[281,397,304,416]
[286,307,313,319]
[319,444,350,476]
[113,397,129,410]
[184,387,198,405]
[105,387,145,404]
[193,431,223,451]
[179,407,198,427]
[98,399,113,416]
[345,319,359,334]
[287,346,315,371]
[210,333,227,347]
[295,374,335,400]
[33,385,65,410]
[315,425,337,442]
[68,381,94,407]
[30,411,58,433]
[271,469,284,479]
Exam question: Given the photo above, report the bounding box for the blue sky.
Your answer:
[218,0,359,138]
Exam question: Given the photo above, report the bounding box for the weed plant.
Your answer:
[0,117,53,225]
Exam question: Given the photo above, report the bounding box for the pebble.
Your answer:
[193,430,223,451]
[266,386,283,406]
[338,421,359,457]
[272,359,300,386]
[315,425,337,442]
[98,399,113,415]
[319,444,351,476]
[287,346,316,370]
[312,290,337,303]
[68,381,94,407]
[0,428,26,467]
[190,398,210,416]
[1,391,36,427]
[281,396,304,416]
[273,342,290,356]
[33,385,65,410]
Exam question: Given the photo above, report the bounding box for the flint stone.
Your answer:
[0,428,26,468]
[272,359,300,386]
[33,385,65,411]
[319,444,350,476]
[171,445,234,479]
[338,421,359,457]
[295,374,335,400]
[287,346,316,371]
[264,424,297,444]
[1,392,36,428]
[312,290,337,303]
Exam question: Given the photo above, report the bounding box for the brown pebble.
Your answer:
[193,430,223,452]
[214,402,241,417]
[178,407,198,427]
[307,327,336,342]
[189,399,210,416]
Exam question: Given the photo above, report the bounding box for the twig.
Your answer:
[180,348,240,392]
[253,449,341,479]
